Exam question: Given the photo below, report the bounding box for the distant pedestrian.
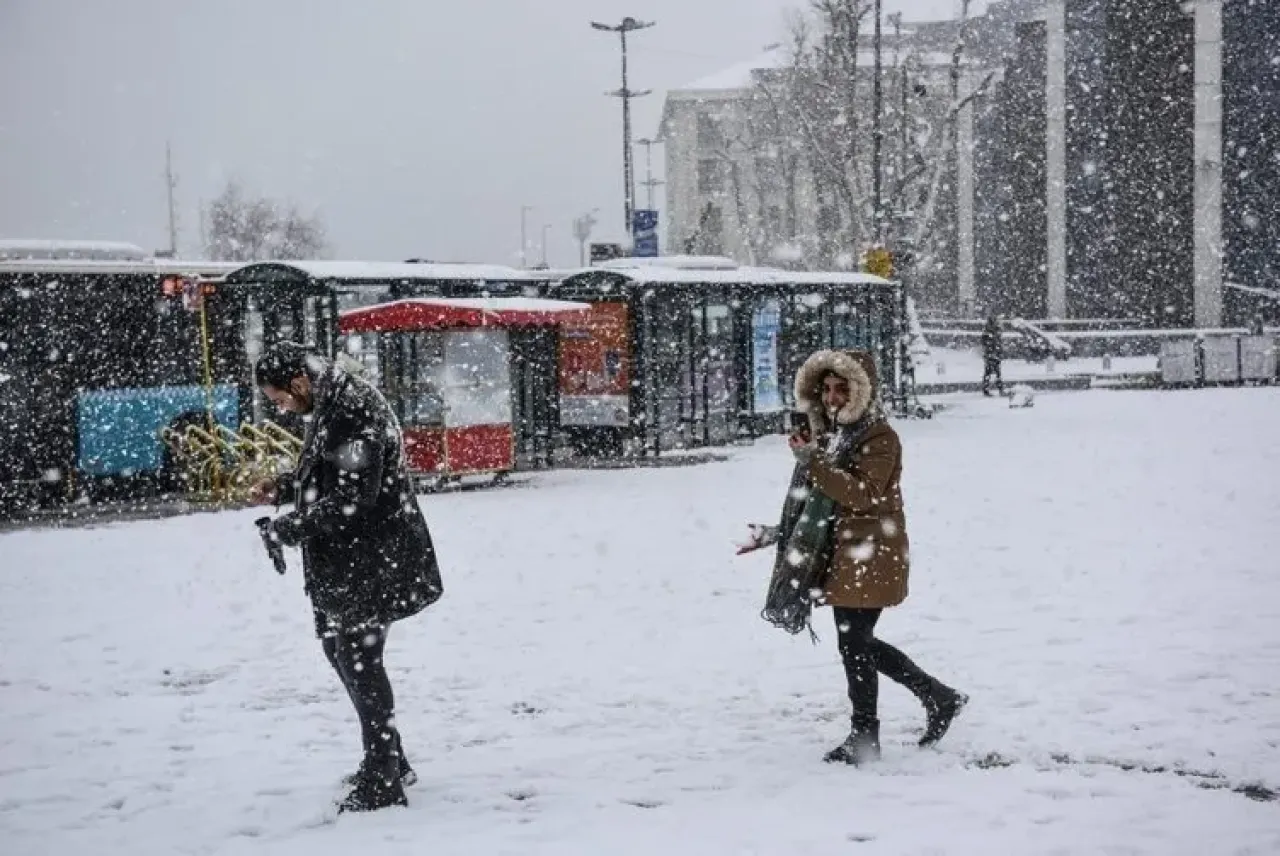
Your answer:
[981,315,1005,397]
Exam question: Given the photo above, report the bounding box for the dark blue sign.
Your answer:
[632,209,659,257]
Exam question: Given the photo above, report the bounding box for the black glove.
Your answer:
[269,512,305,548]
[254,516,287,575]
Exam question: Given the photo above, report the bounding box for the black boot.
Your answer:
[824,717,881,766]
[919,684,968,748]
[338,757,407,813]
[342,748,417,788]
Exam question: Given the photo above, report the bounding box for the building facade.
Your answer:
[657,34,987,313]
[1222,0,1280,326]
[977,0,1279,327]
[658,0,1279,326]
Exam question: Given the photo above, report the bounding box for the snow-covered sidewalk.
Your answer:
[2,388,1278,855]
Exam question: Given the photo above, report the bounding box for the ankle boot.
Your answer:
[919,683,968,748]
[338,753,407,813]
[824,717,881,766]
[342,747,416,788]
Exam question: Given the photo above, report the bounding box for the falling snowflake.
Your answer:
[848,541,876,562]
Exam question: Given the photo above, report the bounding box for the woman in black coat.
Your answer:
[250,342,442,813]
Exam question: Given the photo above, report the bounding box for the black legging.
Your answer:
[833,607,938,728]
[321,624,402,773]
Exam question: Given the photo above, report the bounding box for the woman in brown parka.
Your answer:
[750,349,967,766]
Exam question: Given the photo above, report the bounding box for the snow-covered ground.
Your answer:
[914,347,1157,385]
[3,388,1279,855]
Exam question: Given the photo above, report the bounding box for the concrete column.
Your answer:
[1194,0,1224,328]
[1045,0,1068,319]
[957,73,977,315]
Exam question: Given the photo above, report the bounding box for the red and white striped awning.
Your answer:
[339,297,592,334]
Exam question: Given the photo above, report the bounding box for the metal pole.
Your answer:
[637,138,664,210]
[592,19,654,242]
[621,27,634,239]
[165,142,178,257]
[645,140,654,209]
[540,224,551,267]
[520,205,533,269]
[872,0,884,244]
[893,13,906,203]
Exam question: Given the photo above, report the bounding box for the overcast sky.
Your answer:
[0,0,983,267]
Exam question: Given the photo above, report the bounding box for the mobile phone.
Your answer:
[789,411,810,436]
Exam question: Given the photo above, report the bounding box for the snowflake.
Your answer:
[848,541,877,562]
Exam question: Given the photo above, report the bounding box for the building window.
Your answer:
[697,113,723,147]
[687,203,724,256]
[765,205,783,239]
[698,158,724,193]
[755,156,777,187]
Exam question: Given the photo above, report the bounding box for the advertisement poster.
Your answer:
[751,299,783,413]
[632,209,659,257]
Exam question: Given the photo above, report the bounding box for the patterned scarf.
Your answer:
[761,414,879,640]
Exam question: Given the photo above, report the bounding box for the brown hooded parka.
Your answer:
[793,349,910,610]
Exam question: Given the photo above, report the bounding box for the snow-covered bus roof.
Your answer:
[0,258,241,277]
[223,260,547,285]
[596,255,740,272]
[0,239,150,261]
[557,262,894,289]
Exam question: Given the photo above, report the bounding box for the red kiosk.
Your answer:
[338,297,590,483]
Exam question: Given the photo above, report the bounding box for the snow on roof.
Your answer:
[560,263,892,288]
[408,296,589,313]
[338,296,591,333]
[0,258,240,277]
[226,260,545,283]
[0,239,149,261]
[678,49,786,92]
[673,45,962,94]
[597,255,739,271]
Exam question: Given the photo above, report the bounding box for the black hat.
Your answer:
[254,341,318,389]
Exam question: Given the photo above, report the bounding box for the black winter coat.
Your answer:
[981,322,1003,362]
[273,363,442,630]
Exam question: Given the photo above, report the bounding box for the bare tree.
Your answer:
[907,0,995,262]
[745,0,992,283]
[204,180,328,262]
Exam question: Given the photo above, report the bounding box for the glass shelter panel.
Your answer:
[442,330,512,428]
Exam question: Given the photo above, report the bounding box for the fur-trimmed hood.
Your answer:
[793,349,879,432]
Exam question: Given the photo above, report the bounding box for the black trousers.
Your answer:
[319,621,403,774]
[833,607,939,729]
[982,358,1004,395]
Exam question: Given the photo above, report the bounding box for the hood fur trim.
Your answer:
[793,350,875,432]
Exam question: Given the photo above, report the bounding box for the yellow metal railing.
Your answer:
[160,420,302,504]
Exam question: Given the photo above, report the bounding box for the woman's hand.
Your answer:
[735,523,779,555]
[788,432,816,463]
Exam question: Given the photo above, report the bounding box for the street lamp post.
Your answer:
[540,224,552,268]
[889,11,906,236]
[520,205,534,269]
[591,17,655,243]
[573,209,600,267]
[872,0,884,244]
[636,137,664,210]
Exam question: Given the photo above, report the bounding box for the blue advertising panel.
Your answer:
[751,299,783,413]
[632,209,659,257]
